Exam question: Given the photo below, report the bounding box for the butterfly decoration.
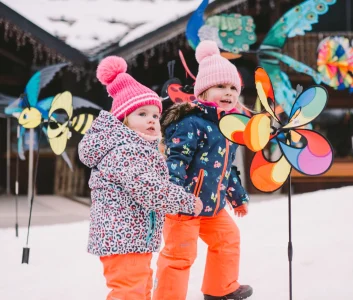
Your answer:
[219,67,333,192]
[186,0,337,118]
[317,36,353,92]
[160,52,197,112]
[18,91,98,156]
[160,50,250,116]
[1,63,101,169]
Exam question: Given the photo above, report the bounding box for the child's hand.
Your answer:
[234,203,248,217]
[193,197,203,216]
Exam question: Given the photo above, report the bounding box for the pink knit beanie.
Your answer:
[194,40,242,98]
[96,56,162,120]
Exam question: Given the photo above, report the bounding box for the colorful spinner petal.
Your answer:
[243,114,272,152]
[219,113,250,145]
[254,67,280,123]
[283,86,327,130]
[250,149,292,193]
[278,129,333,176]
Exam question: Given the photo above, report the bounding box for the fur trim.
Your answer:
[160,102,198,138]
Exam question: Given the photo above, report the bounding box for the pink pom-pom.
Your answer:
[96,56,127,85]
[195,40,220,63]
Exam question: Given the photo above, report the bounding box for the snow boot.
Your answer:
[204,285,253,300]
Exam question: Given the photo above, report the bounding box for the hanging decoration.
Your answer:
[186,0,337,118]
[219,66,333,300]
[317,36,353,92]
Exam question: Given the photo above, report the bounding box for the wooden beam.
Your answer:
[0,75,27,86]
[0,47,26,66]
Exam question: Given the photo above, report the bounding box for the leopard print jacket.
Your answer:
[78,111,196,256]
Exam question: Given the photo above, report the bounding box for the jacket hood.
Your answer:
[161,100,232,136]
[78,110,159,168]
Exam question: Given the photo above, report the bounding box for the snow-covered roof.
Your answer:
[1,0,206,55]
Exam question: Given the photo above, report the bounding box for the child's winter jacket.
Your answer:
[162,101,249,217]
[78,111,196,256]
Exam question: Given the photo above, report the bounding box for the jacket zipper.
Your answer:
[146,210,156,246]
[194,169,204,197]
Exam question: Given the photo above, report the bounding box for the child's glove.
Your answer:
[193,197,203,216]
[234,203,248,217]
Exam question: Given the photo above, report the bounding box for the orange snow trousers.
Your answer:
[100,252,153,300]
[153,209,240,299]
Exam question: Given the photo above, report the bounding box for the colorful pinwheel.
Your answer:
[317,36,353,92]
[219,67,333,192]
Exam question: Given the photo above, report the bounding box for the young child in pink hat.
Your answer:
[153,40,252,300]
[78,55,202,300]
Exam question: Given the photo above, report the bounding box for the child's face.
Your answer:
[126,105,161,136]
[204,84,238,111]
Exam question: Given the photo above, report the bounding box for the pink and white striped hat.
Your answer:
[194,40,242,98]
[96,56,162,120]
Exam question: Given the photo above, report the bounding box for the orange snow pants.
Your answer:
[153,208,240,299]
[100,252,153,300]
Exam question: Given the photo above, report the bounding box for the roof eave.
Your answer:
[92,0,247,62]
[0,2,88,66]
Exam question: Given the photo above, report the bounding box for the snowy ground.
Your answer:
[1,186,353,300]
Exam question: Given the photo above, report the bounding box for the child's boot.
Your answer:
[204,285,253,300]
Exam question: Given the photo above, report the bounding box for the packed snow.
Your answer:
[1,186,353,299]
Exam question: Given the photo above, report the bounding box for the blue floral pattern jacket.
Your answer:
[162,101,249,217]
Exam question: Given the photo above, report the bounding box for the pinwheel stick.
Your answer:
[22,124,43,264]
[15,125,20,237]
[288,175,293,300]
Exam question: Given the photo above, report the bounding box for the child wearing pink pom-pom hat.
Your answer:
[78,55,203,300]
[153,40,252,300]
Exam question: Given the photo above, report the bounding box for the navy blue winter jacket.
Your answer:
[162,101,249,217]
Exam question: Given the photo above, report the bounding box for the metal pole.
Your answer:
[27,128,34,207]
[6,117,11,195]
[288,175,293,300]
[15,125,20,237]
[287,133,293,300]
[347,0,351,31]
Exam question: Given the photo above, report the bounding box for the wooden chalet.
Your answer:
[1,0,352,198]
[0,2,107,196]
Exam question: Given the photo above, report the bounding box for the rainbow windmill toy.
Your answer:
[219,67,333,300]
[220,67,333,192]
[317,36,353,92]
